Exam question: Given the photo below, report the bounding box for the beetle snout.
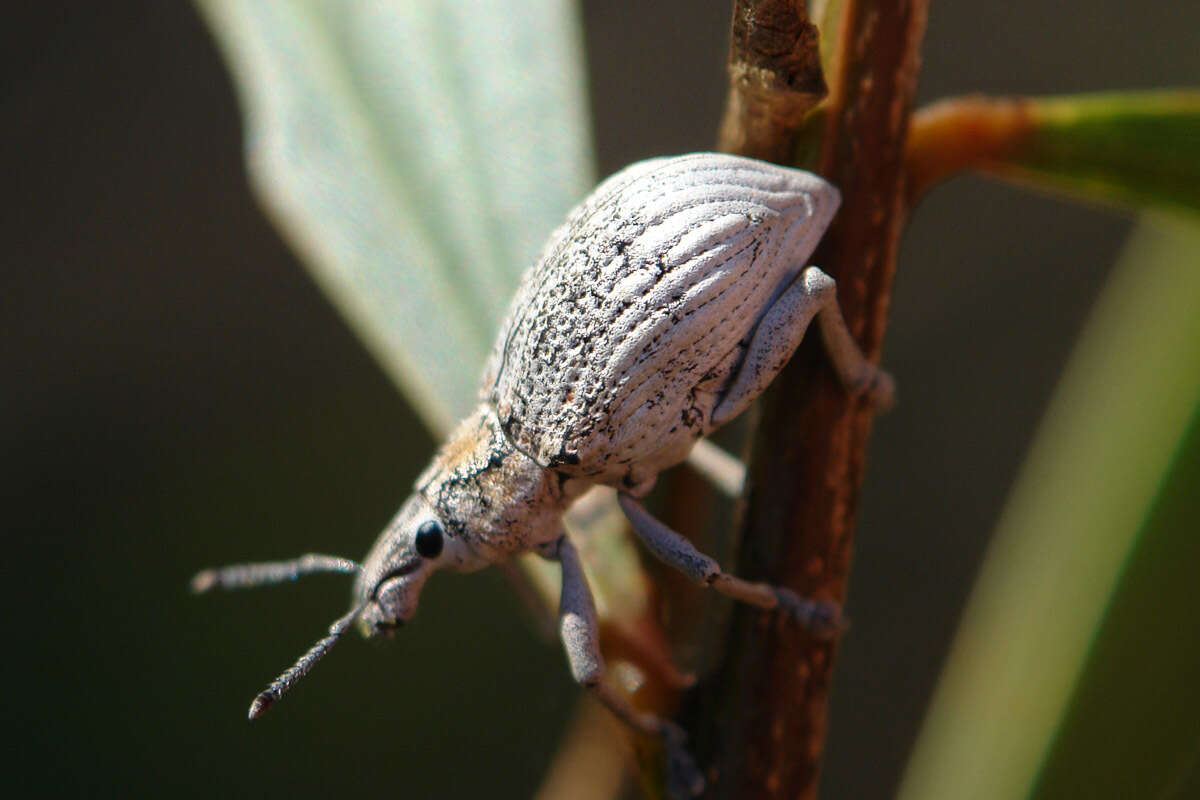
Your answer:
[357,569,426,637]
[369,616,404,637]
[358,599,405,638]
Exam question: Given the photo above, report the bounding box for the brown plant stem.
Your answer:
[687,1,929,798]
[717,0,828,162]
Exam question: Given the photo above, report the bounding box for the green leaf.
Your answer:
[898,216,1200,800]
[1033,396,1200,798]
[194,0,595,434]
[1011,90,1200,216]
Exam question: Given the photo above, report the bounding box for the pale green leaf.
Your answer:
[195,0,594,433]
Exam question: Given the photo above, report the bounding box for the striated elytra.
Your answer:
[194,153,894,798]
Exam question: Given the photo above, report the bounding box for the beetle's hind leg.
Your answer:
[541,534,705,799]
[709,266,894,429]
[618,492,843,635]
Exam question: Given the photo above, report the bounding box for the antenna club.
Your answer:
[248,692,275,720]
[190,570,218,594]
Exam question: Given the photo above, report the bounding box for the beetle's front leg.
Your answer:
[540,534,704,799]
[617,492,843,635]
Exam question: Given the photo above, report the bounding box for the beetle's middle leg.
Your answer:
[684,438,746,498]
[617,492,842,634]
[709,266,894,429]
[541,534,705,799]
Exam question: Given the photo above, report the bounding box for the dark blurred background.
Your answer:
[4,2,1198,798]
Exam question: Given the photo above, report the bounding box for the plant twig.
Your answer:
[687,1,929,797]
[717,0,828,162]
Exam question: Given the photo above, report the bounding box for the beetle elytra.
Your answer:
[194,152,894,797]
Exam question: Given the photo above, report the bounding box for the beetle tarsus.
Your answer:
[774,587,845,638]
[661,721,706,798]
[858,367,897,411]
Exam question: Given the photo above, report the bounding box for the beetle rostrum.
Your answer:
[194,153,894,798]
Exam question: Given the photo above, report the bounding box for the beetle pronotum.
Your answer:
[195,153,893,796]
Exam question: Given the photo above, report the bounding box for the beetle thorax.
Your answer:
[415,404,574,561]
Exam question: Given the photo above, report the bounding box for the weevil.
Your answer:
[194,152,894,797]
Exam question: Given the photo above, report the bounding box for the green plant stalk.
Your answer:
[1016,91,1200,215]
[906,90,1200,216]
[898,216,1200,800]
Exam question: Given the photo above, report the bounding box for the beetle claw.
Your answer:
[662,723,705,799]
[865,369,897,411]
[774,588,846,638]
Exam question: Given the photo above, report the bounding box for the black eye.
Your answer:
[414,520,444,559]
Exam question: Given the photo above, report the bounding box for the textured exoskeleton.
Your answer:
[195,153,894,799]
[489,153,839,487]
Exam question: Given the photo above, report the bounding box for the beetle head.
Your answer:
[354,492,471,637]
[193,492,480,719]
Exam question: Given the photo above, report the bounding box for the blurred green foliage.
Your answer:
[1036,403,1200,797]
[1014,91,1200,216]
[901,217,1200,800]
[1032,220,1200,799]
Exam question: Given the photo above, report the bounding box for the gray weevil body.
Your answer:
[195,153,893,797]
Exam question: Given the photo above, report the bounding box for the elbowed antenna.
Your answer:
[248,601,366,719]
[191,552,365,717]
[191,553,360,593]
